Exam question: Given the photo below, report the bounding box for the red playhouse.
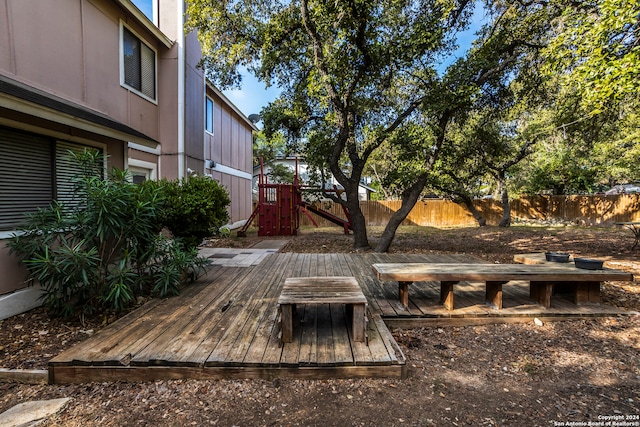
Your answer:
[237,159,352,237]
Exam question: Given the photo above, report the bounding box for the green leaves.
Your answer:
[543,0,640,114]
[7,153,213,319]
[158,175,231,250]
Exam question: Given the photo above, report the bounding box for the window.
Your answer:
[128,159,157,185]
[205,97,214,134]
[55,141,104,211]
[121,25,156,101]
[0,129,52,230]
[0,127,103,231]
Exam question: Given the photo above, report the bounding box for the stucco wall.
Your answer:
[0,0,159,297]
[0,243,29,293]
[0,0,167,141]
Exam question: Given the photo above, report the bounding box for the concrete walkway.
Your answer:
[199,240,289,267]
[0,398,70,427]
[249,240,289,250]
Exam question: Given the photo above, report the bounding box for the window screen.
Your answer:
[122,27,156,100]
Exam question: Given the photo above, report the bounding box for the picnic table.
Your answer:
[614,222,640,249]
[372,262,634,310]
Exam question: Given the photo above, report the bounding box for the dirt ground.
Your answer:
[1,225,639,426]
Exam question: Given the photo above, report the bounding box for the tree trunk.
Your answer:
[340,179,371,251]
[374,174,429,252]
[497,178,511,227]
[458,195,487,226]
[346,198,369,250]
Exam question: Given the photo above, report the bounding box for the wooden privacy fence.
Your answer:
[297,195,640,228]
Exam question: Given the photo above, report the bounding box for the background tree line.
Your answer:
[187,0,639,251]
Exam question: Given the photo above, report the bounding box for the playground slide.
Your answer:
[300,201,353,231]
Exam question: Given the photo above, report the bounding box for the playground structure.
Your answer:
[237,159,353,237]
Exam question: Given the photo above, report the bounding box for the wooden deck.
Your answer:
[49,253,630,384]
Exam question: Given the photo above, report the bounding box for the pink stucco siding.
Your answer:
[0,0,254,299]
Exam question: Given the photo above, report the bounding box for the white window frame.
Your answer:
[131,0,158,25]
[128,158,158,182]
[205,96,214,135]
[119,21,158,104]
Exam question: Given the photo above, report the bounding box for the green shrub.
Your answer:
[159,175,231,249]
[8,150,210,319]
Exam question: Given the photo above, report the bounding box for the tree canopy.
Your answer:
[543,0,640,114]
[187,0,477,249]
[186,0,640,247]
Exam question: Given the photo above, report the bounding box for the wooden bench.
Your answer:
[372,263,634,310]
[278,276,368,343]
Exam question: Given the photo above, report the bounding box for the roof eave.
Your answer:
[0,75,160,149]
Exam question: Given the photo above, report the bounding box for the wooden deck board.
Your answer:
[219,254,293,365]
[260,254,308,365]
[205,253,286,366]
[52,279,218,366]
[240,253,299,366]
[330,303,356,365]
[50,253,631,384]
[298,304,318,366]
[131,268,250,366]
[189,258,279,366]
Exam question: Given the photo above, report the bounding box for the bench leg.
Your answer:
[486,281,506,310]
[575,281,601,304]
[398,281,410,309]
[351,303,367,343]
[530,281,553,308]
[280,304,293,343]
[440,281,456,311]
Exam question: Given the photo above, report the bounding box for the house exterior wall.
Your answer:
[184,32,205,175]
[0,242,28,292]
[205,88,254,223]
[0,0,167,140]
[0,0,165,299]
[0,0,255,309]
[149,0,180,179]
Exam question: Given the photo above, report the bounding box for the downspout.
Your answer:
[176,0,185,179]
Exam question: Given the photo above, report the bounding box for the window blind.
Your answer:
[140,43,155,99]
[123,27,156,100]
[123,28,141,90]
[0,128,53,230]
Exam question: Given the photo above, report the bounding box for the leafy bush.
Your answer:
[159,175,231,249]
[8,151,210,318]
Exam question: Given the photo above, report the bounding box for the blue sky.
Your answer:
[131,0,153,20]
[222,75,281,120]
